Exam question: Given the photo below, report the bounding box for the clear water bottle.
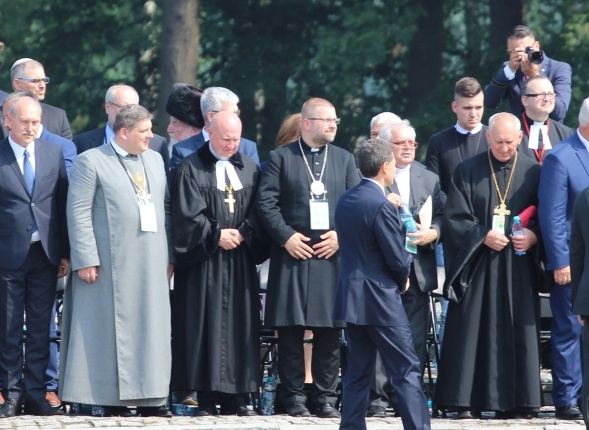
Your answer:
[512,216,526,256]
[400,204,418,254]
[261,375,276,416]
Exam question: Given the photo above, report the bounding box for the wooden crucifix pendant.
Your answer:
[224,184,236,213]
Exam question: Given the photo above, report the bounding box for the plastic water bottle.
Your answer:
[512,216,526,256]
[400,204,418,254]
[261,375,276,416]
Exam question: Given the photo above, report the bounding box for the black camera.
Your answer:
[525,47,544,65]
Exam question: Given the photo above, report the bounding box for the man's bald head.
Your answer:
[209,110,242,159]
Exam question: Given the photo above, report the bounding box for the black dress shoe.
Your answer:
[0,399,18,418]
[23,399,64,416]
[102,406,133,417]
[366,405,386,417]
[455,409,480,419]
[316,402,341,418]
[236,405,257,416]
[137,406,172,417]
[555,404,583,420]
[286,401,311,417]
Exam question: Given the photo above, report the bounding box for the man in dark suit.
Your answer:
[571,185,589,428]
[74,84,168,167]
[334,138,431,430]
[538,98,589,420]
[484,25,571,122]
[10,58,72,139]
[0,94,68,417]
[366,121,443,417]
[518,76,573,164]
[170,87,259,171]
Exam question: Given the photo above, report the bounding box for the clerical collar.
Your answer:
[455,122,483,135]
[577,129,589,153]
[489,151,515,169]
[105,123,115,145]
[109,139,136,158]
[209,142,229,161]
[300,138,326,153]
[524,113,548,126]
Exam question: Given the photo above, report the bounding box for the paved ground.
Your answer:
[0,412,586,430]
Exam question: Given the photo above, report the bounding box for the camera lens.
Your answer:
[525,47,544,65]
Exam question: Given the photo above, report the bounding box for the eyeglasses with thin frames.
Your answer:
[17,77,50,84]
[306,118,341,125]
[523,93,556,100]
[391,140,418,148]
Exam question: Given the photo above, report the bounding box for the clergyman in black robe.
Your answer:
[170,111,262,416]
[434,113,543,418]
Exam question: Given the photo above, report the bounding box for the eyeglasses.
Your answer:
[17,77,50,84]
[307,118,341,125]
[391,140,418,148]
[523,92,556,100]
[210,110,241,117]
[107,101,123,108]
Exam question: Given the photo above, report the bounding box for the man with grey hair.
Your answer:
[538,98,589,420]
[10,58,72,139]
[369,112,402,138]
[60,104,173,417]
[74,85,168,168]
[334,137,431,430]
[366,121,443,417]
[436,112,543,419]
[170,86,259,171]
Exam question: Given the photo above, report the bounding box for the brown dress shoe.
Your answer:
[45,392,61,407]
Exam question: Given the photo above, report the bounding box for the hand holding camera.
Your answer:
[508,45,543,76]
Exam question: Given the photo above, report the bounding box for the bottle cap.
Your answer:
[513,216,520,222]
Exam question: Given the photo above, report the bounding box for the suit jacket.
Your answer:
[74,126,169,171]
[0,137,69,269]
[538,132,589,270]
[333,179,411,326]
[0,90,8,140]
[518,116,574,163]
[386,163,443,293]
[571,187,589,316]
[40,127,77,177]
[170,131,260,171]
[41,102,72,140]
[484,54,572,122]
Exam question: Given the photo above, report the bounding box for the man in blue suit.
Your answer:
[484,25,571,122]
[538,98,589,420]
[0,94,68,417]
[170,87,259,172]
[334,138,430,430]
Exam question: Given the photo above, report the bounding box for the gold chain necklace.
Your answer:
[488,149,518,218]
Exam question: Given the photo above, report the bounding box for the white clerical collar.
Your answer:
[395,164,411,177]
[455,122,483,135]
[209,142,243,192]
[110,139,133,157]
[528,124,552,150]
[36,124,44,138]
[364,177,385,195]
[577,129,589,153]
[105,123,115,145]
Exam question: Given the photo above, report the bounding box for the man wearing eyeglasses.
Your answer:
[256,98,359,418]
[366,121,443,418]
[518,76,573,164]
[170,87,259,172]
[10,58,72,139]
[73,85,168,168]
[484,25,571,122]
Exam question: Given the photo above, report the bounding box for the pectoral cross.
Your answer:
[224,185,236,213]
[493,203,511,217]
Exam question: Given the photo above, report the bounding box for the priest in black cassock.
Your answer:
[434,112,543,419]
[256,98,360,418]
[170,110,262,417]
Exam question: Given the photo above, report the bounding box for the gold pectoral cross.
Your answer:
[224,185,236,213]
[493,203,511,217]
[134,171,145,195]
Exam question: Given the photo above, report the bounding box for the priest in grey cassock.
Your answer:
[434,112,543,419]
[170,110,263,417]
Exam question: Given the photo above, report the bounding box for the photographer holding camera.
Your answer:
[485,25,571,122]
